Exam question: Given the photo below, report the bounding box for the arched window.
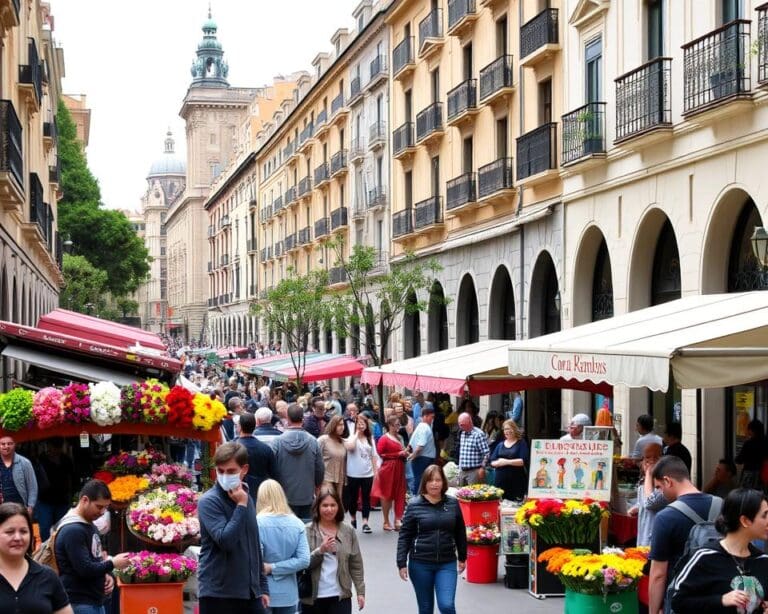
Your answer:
[592,239,614,321]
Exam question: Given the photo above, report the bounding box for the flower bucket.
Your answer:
[564,589,638,614]
[459,499,500,526]
[118,579,185,614]
[466,543,499,583]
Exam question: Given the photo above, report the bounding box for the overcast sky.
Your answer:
[52,0,359,212]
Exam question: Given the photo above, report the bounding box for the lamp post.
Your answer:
[750,226,768,288]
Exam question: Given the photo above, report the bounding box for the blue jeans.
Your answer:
[268,606,297,614]
[410,456,435,494]
[408,560,458,614]
[71,605,106,614]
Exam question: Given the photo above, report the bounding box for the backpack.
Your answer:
[31,512,86,573]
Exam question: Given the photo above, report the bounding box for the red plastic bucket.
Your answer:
[459,499,500,526]
[466,544,499,583]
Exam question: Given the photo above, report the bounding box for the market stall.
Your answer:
[234,351,366,383]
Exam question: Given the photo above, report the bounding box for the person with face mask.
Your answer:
[197,442,270,614]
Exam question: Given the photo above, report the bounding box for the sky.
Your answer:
[52,0,360,212]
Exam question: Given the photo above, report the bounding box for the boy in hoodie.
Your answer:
[273,403,325,521]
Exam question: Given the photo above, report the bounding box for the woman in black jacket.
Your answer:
[396,464,467,614]
[670,488,768,613]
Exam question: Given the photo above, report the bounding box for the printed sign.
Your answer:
[528,439,613,502]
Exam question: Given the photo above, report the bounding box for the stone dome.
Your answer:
[148,131,186,178]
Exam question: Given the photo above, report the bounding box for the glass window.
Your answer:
[585,37,602,103]
[646,0,664,60]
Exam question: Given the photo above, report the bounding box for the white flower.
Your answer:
[89,381,122,426]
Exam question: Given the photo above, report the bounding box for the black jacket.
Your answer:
[396,495,467,569]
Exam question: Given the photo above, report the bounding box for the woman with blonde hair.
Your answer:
[257,480,311,614]
[489,419,529,501]
[318,415,348,499]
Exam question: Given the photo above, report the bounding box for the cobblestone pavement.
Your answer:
[358,512,564,613]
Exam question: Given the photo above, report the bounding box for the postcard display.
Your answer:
[527,439,612,598]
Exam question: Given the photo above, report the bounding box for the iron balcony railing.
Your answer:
[414,196,443,229]
[329,267,347,285]
[615,57,672,141]
[682,19,751,114]
[272,195,283,213]
[446,172,476,210]
[478,157,514,198]
[448,0,476,31]
[416,102,443,142]
[479,55,514,100]
[298,175,312,197]
[520,8,559,60]
[0,100,23,189]
[19,38,42,105]
[220,214,230,228]
[285,185,297,204]
[447,79,477,120]
[561,102,607,165]
[367,185,387,209]
[285,233,296,251]
[393,37,414,75]
[419,8,444,49]
[349,77,362,102]
[29,172,49,244]
[260,247,271,261]
[49,156,61,184]
[43,118,57,141]
[331,207,348,229]
[316,108,328,127]
[260,205,272,223]
[517,123,558,180]
[314,162,329,185]
[392,208,413,238]
[369,121,386,146]
[369,55,387,83]
[350,137,366,161]
[274,241,283,258]
[283,141,295,159]
[299,122,314,145]
[314,217,330,238]
[759,5,768,83]
[331,92,345,116]
[207,225,215,238]
[330,150,347,175]
[393,122,415,155]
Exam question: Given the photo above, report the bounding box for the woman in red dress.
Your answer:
[375,415,408,531]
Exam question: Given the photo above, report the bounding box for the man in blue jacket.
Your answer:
[198,442,270,613]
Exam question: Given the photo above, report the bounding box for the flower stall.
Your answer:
[116,551,197,614]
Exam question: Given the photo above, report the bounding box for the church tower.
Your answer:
[190,8,229,88]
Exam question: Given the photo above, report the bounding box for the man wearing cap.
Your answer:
[561,413,592,440]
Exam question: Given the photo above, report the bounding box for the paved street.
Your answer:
[359,512,563,613]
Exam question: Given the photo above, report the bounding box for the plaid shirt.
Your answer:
[457,427,490,469]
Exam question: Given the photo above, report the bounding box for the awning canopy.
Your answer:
[216,346,249,358]
[508,292,768,392]
[234,352,365,383]
[360,340,613,396]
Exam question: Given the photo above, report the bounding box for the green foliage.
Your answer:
[57,100,101,205]
[60,254,108,314]
[0,388,34,431]
[116,297,140,318]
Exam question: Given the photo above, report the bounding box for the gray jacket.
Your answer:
[273,428,324,506]
[302,521,364,605]
[7,453,38,508]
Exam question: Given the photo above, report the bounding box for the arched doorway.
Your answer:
[488,267,515,340]
[403,290,421,359]
[728,202,765,291]
[428,281,448,353]
[456,274,479,346]
[651,220,681,306]
[592,240,614,321]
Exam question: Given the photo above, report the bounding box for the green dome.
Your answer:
[203,18,217,31]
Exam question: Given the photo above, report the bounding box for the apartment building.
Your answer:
[0,0,66,388]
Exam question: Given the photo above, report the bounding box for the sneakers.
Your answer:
[362,524,372,534]
[350,519,357,529]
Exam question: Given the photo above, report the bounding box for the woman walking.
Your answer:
[344,415,379,533]
[489,419,529,501]
[256,480,310,614]
[302,489,365,614]
[318,416,348,499]
[375,416,408,531]
[397,465,467,614]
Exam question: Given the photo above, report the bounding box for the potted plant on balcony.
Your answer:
[575,109,603,156]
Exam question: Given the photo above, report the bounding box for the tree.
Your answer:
[57,99,101,205]
[250,268,332,385]
[116,297,139,319]
[59,254,108,314]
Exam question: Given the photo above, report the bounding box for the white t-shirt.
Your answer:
[345,437,379,478]
[316,552,340,598]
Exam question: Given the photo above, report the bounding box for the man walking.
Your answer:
[302,398,329,438]
[273,403,325,520]
[0,435,38,516]
[253,407,282,446]
[55,480,132,614]
[198,442,270,613]
[407,406,436,493]
[235,412,275,501]
[456,412,490,486]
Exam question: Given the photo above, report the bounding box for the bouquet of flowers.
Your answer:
[89,381,122,426]
[128,486,200,544]
[455,484,505,502]
[539,546,649,595]
[146,463,194,487]
[466,523,501,545]
[0,388,34,431]
[61,382,91,424]
[139,379,169,424]
[115,551,198,584]
[104,450,167,476]
[120,382,144,423]
[516,498,609,545]
[191,393,226,431]
[33,387,64,429]
[108,475,149,503]
[165,386,195,428]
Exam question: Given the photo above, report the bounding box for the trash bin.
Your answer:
[504,553,528,589]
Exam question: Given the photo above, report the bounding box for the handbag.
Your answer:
[297,567,312,599]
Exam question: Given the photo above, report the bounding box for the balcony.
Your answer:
[367,55,388,90]
[207,224,215,238]
[331,206,348,231]
[298,175,312,199]
[259,205,272,224]
[350,138,366,163]
[18,38,42,110]
[448,0,478,36]
[284,185,297,206]
[369,121,386,150]
[283,141,295,160]
[759,5,768,84]
[352,196,366,218]
[447,79,478,126]
[329,266,348,285]
[297,122,315,153]
[26,173,50,249]
[298,226,312,246]
[0,0,20,31]
[260,246,272,261]
[247,238,258,252]
[331,92,348,123]
[393,122,417,160]
[272,195,284,215]
[416,102,444,146]
[367,185,387,211]
[43,118,57,151]
[479,55,515,104]
[314,217,330,239]
[414,196,443,232]
[315,108,329,138]
[0,100,24,209]
[446,172,477,213]
[682,20,751,117]
[393,36,415,80]
[615,57,672,145]
[520,8,560,67]
[516,123,558,185]
[478,157,514,201]
[561,102,607,168]
[249,195,258,209]
[207,297,216,307]
[274,241,284,258]
[220,214,231,228]
[419,8,444,59]
[49,157,61,186]
[392,208,414,239]
[284,233,297,251]
[314,162,330,187]
[349,77,363,106]
[220,254,230,267]
[330,150,348,177]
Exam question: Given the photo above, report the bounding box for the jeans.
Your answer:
[408,559,458,614]
[71,605,106,614]
[290,503,313,523]
[185,440,200,467]
[301,596,352,614]
[268,606,297,614]
[35,501,70,541]
[410,456,435,494]
[199,596,265,614]
[345,476,373,519]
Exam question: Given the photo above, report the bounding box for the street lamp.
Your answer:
[62,234,73,255]
[751,226,768,270]
[554,290,561,313]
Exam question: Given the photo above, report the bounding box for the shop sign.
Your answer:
[528,439,613,502]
